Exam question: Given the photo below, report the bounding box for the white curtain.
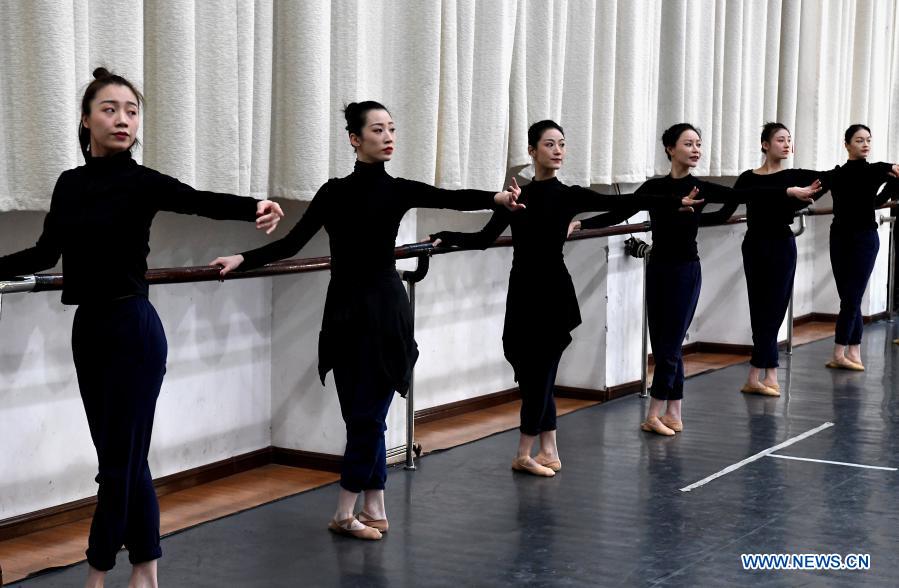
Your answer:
[1,0,898,212]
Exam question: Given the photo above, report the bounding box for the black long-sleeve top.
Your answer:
[238,159,501,394]
[240,160,497,273]
[829,159,898,231]
[0,150,259,305]
[581,175,793,264]
[734,168,829,238]
[431,176,682,373]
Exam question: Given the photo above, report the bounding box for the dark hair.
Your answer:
[527,120,564,147]
[844,124,871,144]
[79,67,144,161]
[760,122,789,153]
[343,101,390,136]
[661,123,700,161]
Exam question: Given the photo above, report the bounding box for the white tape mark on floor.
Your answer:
[680,421,835,492]
[766,453,897,471]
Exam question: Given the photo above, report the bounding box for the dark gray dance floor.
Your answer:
[13,323,899,587]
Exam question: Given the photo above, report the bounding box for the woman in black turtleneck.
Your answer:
[428,120,699,476]
[212,101,522,540]
[732,123,830,394]
[0,69,282,587]
[826,124,899,369]
[578,123,819,436]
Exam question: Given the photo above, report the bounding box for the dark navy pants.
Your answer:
[517,348,563,436]
[830,227,879,345]
[646,259,701,401]
[72,296,166,571]
[332,333,394,494]
[742,233,797,368]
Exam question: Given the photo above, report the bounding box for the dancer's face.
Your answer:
[81,84,140,157]
[763,129,792,162]
[845,129,871,160]
[667,130,702,168]
[528,128,565,173]
[351,109,396,163]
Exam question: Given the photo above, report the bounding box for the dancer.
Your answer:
[734,122,831,394]
[211,101,524,540]
[0,68,283,588]
[428,120,701,475]
[826,124,899,369]
[579,123,820,435]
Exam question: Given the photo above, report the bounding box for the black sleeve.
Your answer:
[431,209,511,250]
[0,174,66,280]
[565,185,681,215]
[574,182,680,230]
[696,178,788,204]
[872,162,899,206]
[239,183,328,270]
[148,169,259,222]
[398,179,497,213]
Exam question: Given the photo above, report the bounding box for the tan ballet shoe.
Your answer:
[356,511,389,533]
[328,517,382,540]
[741,383,780,397]
[534,455,562,472]
[640,416,675,436]
[511,457,556,477]
[659,415,683,432]
[826,359,864,372]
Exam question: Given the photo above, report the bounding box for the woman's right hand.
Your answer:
[210,254,245,278]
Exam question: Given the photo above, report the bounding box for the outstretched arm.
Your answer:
[211,184,327,276]
[0,176,66,280]
[429,209,511,251]
[150,171,284,233]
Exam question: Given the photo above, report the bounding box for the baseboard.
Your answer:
[271,447,343,473]
[554,385,606,402]
[603,381,643,401]
[413,388,520,424]
[0,447,272,542]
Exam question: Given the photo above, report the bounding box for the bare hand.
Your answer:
[210,254,245,278]
[890,164,899,178]
[495,177,525,211]
[256,200,285,234]
[567,220,581,238]
[420,236,442,247]
[787,179,822,203]
[679,186,703,212]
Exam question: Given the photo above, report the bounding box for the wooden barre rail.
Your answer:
[2,204,894,295]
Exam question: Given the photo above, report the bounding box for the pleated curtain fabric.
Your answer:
[1,0,897,212]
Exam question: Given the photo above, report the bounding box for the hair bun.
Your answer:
[92,67,112,80]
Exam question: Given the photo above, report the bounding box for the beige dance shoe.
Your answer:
[511,457,556,477]
[825,359,864,371]
[356,511,389,533]
[534,455,562,472]
[740,383,780,397]
[659,415,683,432]
[328,517,383,540]
[640,416,676,436]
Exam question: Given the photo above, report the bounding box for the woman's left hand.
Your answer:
[787,179,822,203]
[256,200,285,234]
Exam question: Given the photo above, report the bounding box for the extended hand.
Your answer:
[256,200,285,234]
[787,179,822,203]
[679,186,703,212]
[567,220,581,237]
[495,177,525,211]
[209,254,245,278]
